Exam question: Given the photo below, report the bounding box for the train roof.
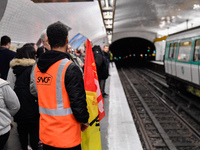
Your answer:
[166,26,200,42]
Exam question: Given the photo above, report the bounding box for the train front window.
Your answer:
[178,41,192,62]
[168,43,174,59]
[193,39,200,62]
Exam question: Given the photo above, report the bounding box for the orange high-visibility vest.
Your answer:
[33,58,81,148]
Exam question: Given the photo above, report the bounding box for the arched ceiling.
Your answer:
[113,0,200,42]
[112,31,156,42]
[0,0,8,22]
[0,0,106,45]
[0,0,200,46]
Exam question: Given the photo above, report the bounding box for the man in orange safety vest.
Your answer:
[30,21,89,150]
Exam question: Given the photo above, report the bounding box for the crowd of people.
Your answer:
[0,21,113,150]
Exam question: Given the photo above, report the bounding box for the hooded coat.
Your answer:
[8,58,39,122]
[0,78,20,135]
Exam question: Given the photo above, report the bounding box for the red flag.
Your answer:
[84,39,105,121]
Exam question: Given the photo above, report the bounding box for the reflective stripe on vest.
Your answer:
[35,58,72,116]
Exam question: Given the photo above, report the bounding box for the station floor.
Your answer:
[101,63,143,150]
[3,63,143,150]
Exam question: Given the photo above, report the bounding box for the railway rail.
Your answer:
[119,67,200,150]
[139,68,200,133]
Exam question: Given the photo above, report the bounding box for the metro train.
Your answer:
[164,26,200,97]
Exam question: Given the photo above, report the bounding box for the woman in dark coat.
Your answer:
[7,44,39,150]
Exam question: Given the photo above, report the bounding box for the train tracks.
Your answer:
[140,68,200,133]
[119,67,200,150]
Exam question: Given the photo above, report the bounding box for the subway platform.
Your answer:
[3,63,143,150]
[147,60,165,75]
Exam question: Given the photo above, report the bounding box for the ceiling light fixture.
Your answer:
[193,4,200,9]
[99,0,116,45]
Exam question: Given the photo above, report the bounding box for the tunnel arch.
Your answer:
[112,31,156,43]
[109,37,156,66]
[110,37,155,57]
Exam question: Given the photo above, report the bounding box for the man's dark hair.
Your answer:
[15,44,36,59]
[47,21,68,48]
[1,35,11,46]
[36,46,47,58]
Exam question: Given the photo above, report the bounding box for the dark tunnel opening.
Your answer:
[109,37,156,67]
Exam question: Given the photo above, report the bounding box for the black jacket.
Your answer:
[0,47,16,80]
[36,50,89,123]
[10,58,39,122]
[92,45,108,81]
[102,50,110,63]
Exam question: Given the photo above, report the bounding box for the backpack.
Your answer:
[92,45,109,80]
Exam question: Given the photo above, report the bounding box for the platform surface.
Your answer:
[105,63,143,150]
[150,60,164,65]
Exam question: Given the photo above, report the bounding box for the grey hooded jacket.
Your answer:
[0,78,20,136]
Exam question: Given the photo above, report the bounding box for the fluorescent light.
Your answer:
[193,4,200,9]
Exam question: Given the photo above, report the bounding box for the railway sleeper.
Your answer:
[159,126,186,130]
[147,134,160,138]
[153,114,174,118]
[173,143,197,147]
[157,120,180,123]
[167,133,192,137]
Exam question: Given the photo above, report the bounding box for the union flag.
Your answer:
[81,39,105,150]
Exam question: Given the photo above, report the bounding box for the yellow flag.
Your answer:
[81,91,102,150]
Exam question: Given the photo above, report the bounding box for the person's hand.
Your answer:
[81,122,89,132]
[80,64,84,68]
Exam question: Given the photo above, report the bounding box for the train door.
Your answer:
[191,39,200,85]
[168,43,174,75]
[171,42,177,76]
[176,40,192,82]
[164,42,170,74]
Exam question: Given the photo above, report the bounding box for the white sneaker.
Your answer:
[38,141,43,147]
[27,145,32,150]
